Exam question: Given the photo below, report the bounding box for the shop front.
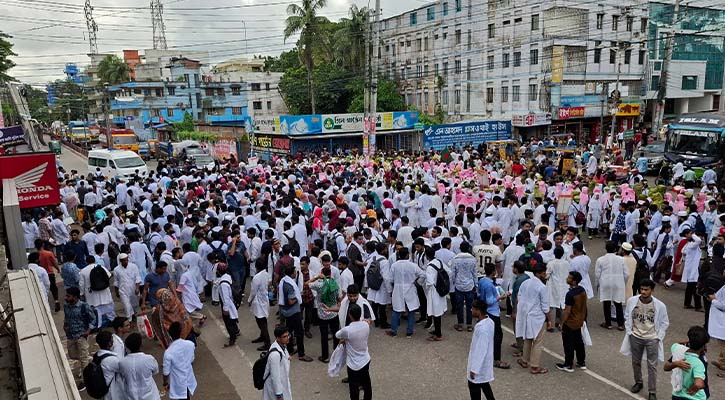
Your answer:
[511,112,552,140]
[551,95,610,144]
[250,134,291,161]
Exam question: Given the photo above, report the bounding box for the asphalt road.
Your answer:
[52,146,724,400]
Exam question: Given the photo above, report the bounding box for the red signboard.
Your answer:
[558,106,585,120]
[0,152,60,208]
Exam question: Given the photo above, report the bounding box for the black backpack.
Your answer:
[210,242,228,263]
[220,280,243,308]
[89,264,110,291]
[252,348,281,390]
[632,249,652,279]
[326,233,340,261]
[366,257,385,291]
[430,260,450,297]
[105,232,120,269]
[694,214,707,236]
[284,232,301,257]
[83,352,115,399]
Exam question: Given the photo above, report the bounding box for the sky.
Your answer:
[2,0,424,87]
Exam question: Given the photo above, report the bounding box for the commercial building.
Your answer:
[377,0,651,142]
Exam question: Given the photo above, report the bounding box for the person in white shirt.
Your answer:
[93,331,124,400]
[162,322,197,400]
[178,267,206,327]
[111,317,131,358]
[118,332,161,400]
[467,299,496,400]
[595,241,629,329]
[424,248,450,340]
[114,254,141,319]
[386,247,426,337]
[336,303,372,400]
[248,268,271,351]
[217,264,239,347]
[27,253,50,304]
[263,326,293,400]
[79,258,115,329]
[21,214,39,251]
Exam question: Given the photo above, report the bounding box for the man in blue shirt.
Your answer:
[544,161,557,180]
[142,261,173,310]
[478,263,510,369]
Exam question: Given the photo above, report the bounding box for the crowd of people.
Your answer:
[19,138,725,400]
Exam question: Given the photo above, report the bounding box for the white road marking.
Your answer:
[501,325,645,400]
[202,308,256,397]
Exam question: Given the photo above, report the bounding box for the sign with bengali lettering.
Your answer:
[423,121,512,150]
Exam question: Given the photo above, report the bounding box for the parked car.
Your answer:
[190,154,215,171]
[640,140,665,173]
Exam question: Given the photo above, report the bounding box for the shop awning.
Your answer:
[290,129,417,140]
[151,123,169,129]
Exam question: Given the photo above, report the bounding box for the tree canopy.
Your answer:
[0,32,16,84]
[97,54,130,85]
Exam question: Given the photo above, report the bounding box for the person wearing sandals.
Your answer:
[515,264,551,374]
[620,279,669,400]
[451,241,478,333]
[478,263,510,369]
[467,299,496,400]
[424,247,450,341]
[595,241,629,330]
[555,271,588,373]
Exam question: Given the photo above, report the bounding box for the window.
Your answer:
[454,59,461,74]
[443,90,448,105]
[151,109,161,117]
[612,15,619,31]
[253,101,262,110]
[626,16,633,32]
[443,62,448,76]
[486,87,494,103]
[467,30,471,51]
[640,18,648,33]
[654,61,662,71]
[514,17,522,24]
[624,49,631,64]
[594,41,602,63]
[427,7,435,21]
[406,40,411,47]
[455,0,461,12]
[638,50,646,65]
[251,83,261,91]
[232,107,242,115]
[167,108,175,116]
[681,75,698,90]
[424,37,429,51]
[528,83,538,101]
[265,83,270,91]
[503,20,511,26]
[513,51,521,67]
[217,88,225,96]
[267,101,272,110]
[167,87,176,95]
[184,74,190,84]
[512,85,520,102]
[531,14,540,30]
[610,48,617,64]
[434,63,439,76]
[501,86,509,102]
[442,2,448,16]
[410,12,417,26]
[651,75,660,91]
[503,53,510,68]
[205,88,215,96]
[487,55,494,70]
[416,38,422,51]
[155,88,163,97]
[488,24,495,38]
[596,13,604,29]
[466,59,471,80]
[194,74,199,88]
[454,89,461,104]
[231,86,241,95]
[424,64,429,76]
[143,89,150,96]
[392,44,396,56]
[530,49,539,65]
[455,29,461,45]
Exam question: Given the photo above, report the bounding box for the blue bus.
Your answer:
[664,112,725,172]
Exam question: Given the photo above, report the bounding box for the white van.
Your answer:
[88,149,148,179]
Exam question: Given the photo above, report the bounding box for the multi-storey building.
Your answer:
[107,57,249,126]
[379,0,649,141]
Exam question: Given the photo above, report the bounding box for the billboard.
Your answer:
[0,126,26,148]
[321,111,419,133]
[423,121,512,150]
[0,152,60,208]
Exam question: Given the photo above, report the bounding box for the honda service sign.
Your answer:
[0,152,60,208]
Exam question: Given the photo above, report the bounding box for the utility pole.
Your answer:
[84,0,98,54]
[720,36,725,112]
[362,6,371,157]
[609,43,622,148]
[653,0,680,137]
[369,0,381,155]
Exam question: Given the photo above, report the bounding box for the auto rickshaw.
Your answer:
[49,140,62,155]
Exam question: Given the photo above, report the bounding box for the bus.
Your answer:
[664,112,725,173]
[99,129,139,152]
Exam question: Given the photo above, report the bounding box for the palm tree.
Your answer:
[284,0,329,114]
[333,5,368,74]
[97,54,130,84]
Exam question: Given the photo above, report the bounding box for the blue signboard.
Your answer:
[279,115,323,135]
[423,121,512,150]
[560,95,602,107]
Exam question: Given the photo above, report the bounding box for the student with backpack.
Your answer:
[424,247,451,341]
[64,286,97,391]
[307,267,341,362]
[118,333,161,400]
[259,326,292,400]
[84,331,123,399]
[217,263,240,348]
[79,255,115,329]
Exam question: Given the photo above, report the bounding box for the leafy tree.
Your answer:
[172,111,195,132]
[97,54,130,84]
[284,0,330,114]
[347,76,406,113]
[47,79,91,123]
[0,32,16,84]
[264,50,302,72]
[23,85,54,125]
[279,64,353,114]
[333,5,368,73]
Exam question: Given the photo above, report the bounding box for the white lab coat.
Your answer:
[113,263,141,318]
[501,244,525,291]
[595,253,629,303]
[162,339,197,399]
[708,286,725,340]
[249,270,270,319]
[570,255,594,299]
[546,259,570,309]
[22,221,38,249]
[515,277,549,340]
[367,255,392,305]
[467,317,495,384]
[97,349,124,400]
[79,264,114,307]
[118,352,161,400]
[28,263,50,303]
[263,341,292,400]
[178,270,203,313]
[681,235,701,283]
[218,274,238,320]
[425,260,450,317]
[586,198,603,229]
[389,260,426,312]
[620,295,669,362]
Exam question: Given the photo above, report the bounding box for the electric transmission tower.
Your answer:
[84,0,98,54]
[151,0,168,50]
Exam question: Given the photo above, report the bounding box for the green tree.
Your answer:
[23,85,54,125]
[279,64,353,114]
[347,76,406,113]
[264,49,302,72]
[172,111,195,132]
[0,32,16,83]
[48,79,91,123]
[284,0,330,114]
[97,54,130,84]
[333,5,368,73]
